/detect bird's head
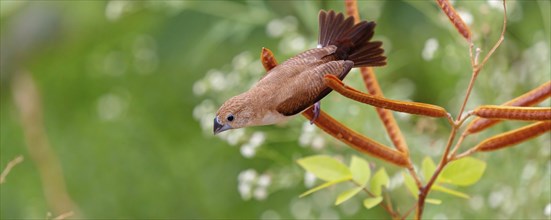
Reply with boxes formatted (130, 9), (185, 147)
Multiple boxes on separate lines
(214, 94), (255, 134)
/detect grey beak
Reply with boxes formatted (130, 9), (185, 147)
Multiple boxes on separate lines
(213, 117), (232, 135)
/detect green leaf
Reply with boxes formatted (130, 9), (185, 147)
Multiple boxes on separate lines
(441, 157), (486, 186)
(297, 155), (352, 182)
(402, 172), (419, 198)
(335, 187), (363, 205)
(369, 168), (389, 196)
(420, 157), (454, 185)
(299, 177), (349, 198)
(363, 196), (383, 209)
(350, 156), (370, 186)
(432, 184), (470, 199)
(421, 156), (436, 182)
(426, 198), (442, 205)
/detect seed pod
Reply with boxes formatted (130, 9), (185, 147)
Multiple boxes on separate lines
(436, 0), (471, 40)
(358, 67), (410, 154)
(302, 107), (409, 167)
(260, 47), (278, 71)
(467, 81), (551, 134)
(475, 121), (551, 152)
(472, 106), (551, 121)
(344, 0), (360, 23)
(325, 75), (449, 118)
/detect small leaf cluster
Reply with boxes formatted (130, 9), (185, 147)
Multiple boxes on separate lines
(405, 156), (486, 205)
(297, 155), (390, 209)
(297, 154), (487, 211)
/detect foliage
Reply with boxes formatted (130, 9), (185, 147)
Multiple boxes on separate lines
(297, 155), (387, 209)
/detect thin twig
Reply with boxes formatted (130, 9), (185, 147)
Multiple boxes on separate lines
(416, 125), (458, 219)
(457, 71), (478, 121)
(12, 71), (80, 217)
(383, 189), (396, 215)
(469, 42), (475, 68)
(476, 1), (507, 70)
(403, 202), (418, 219)
(448, 131), (469, 160)
(453, 148), (477, 161)
(407, 165), (423, 189)
(0, 155), (24, 184)
(53, 211), (74, 220)
(458, 0), (507, 121)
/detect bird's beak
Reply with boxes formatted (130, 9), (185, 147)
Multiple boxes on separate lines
(213, 116), (232, 135)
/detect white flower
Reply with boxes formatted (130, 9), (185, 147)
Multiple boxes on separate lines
(238, 182), (252, 200)
(249, 132), (266, 148)
(240, 144), (256, 158)
(311, 136), (325, 150)
(487, 0), (503, 10)
(226, 129), (244, 146)
(266, 19), (286, 38)
(257, 174), (272, 187)
(97, 93), (126, 121)
(457, 10), (473, 25)
(304, 172), (316, 188)
(192, 80), (207, 96)
(253, 187), (268, 200)
(238, 169), (257, 183)
(422, 38), (439, 61)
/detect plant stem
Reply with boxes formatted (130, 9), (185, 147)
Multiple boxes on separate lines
(457, 71), (479, 121)
(403, 202), (418, 219)
(415, 125), (458, 219)
(407, 161), (423, 189)
(416, 1), (508, 217)
(448, 131), (468, 160)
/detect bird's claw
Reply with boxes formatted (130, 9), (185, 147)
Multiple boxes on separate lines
(310, 102), (321, 125)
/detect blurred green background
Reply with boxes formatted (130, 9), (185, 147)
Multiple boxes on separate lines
(1, 0), (549, 219)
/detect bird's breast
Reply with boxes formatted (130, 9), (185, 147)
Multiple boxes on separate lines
(259, 110), (289, 125)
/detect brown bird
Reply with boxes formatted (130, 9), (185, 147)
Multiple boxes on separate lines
(214, 10), (386, 134)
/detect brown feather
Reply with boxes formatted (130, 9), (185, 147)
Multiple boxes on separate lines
(275, 60), (353, 116)
(318, 10), (386, 67)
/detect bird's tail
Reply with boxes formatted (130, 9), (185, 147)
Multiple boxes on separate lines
(318, 10), (386, 67)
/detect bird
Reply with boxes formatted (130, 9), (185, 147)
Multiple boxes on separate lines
(214, 10), (386, 134)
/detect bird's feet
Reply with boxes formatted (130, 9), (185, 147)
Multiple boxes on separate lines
(310, 102), (321, 124)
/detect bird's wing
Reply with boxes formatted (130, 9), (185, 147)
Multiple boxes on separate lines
(276, 60), (353, 116)
(259, 46), (337, 82)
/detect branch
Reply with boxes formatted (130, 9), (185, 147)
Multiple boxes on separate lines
(417, 1), (508, 219)
(0, 155), (24, 184)
(12, 71), (80, 217)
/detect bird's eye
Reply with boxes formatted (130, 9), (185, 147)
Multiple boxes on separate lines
(227, 114), (234, 122)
